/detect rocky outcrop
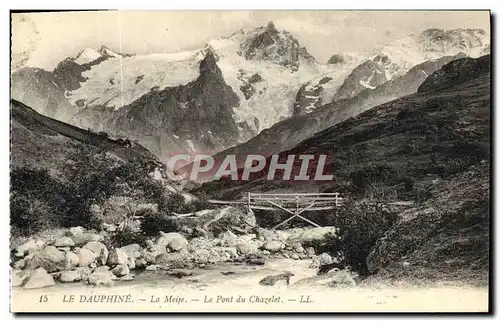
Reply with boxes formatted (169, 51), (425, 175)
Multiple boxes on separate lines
(334, 54), (401, 101)
(107, 248), (128, 266)
(24, 246), (66, 273)
(241, 21), (315, 71)
(81, 52), (249, 160)
(59, 270), (82, 283)
(23, 268), (55, 289)
(10, 68), (74, 120)
(197, 53), (471, 188)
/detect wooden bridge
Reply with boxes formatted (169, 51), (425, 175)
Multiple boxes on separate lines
(209, 192), (344, 229)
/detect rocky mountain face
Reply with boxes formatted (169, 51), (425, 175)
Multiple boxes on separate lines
(191, 53), (469, 182)
(11, 68), (73, 120)
(11, 22), (356, 162)
(333, 54), (401, 101)
(329, 28), (489, 104)
(11, 46), (127, 120)
(72, 52), (249, 161)
(194, 56), (490, 198)
(11, 25), (489, 166)
(241, 21), (317, 71)
(292, 28), (489, 116)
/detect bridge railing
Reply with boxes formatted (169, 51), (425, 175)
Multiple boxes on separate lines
(248, 192), (344, 211)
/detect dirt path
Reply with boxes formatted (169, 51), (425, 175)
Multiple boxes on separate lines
(11, 259), (489, 312)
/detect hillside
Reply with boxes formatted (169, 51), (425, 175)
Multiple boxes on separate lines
(10, 99), (182, 237)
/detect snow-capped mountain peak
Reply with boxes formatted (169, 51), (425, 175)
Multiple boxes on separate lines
(97, 45), (120, 58)
(74, 48), (103, 65)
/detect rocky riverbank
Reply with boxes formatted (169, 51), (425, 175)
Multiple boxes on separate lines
(11, 223), (349, 290)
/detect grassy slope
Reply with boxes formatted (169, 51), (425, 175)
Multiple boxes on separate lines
(10, 100), (177, 236)
(365, 161), (490, 285)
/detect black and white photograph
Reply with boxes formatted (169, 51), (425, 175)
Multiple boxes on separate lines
(8, 10), (491, 313)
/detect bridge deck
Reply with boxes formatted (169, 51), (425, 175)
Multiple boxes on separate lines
(209, 192), (344, 229)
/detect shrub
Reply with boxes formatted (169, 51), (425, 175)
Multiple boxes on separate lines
(140, 211), (180, 237)
(10, 167), (64, 236)
(108, 228), (148, 248)
(324, 199), (398, 275)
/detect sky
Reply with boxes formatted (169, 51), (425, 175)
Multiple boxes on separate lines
(11, 10), (490, 70)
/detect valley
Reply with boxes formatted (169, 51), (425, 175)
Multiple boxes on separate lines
(10, 15), (491, 313)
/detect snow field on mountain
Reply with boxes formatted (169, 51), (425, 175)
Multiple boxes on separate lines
(69, 51), (202, 110)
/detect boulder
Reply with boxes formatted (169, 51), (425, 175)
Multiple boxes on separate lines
(87, 271), (115, 286)
(328, 270), (357, 288)
(83, 242), (108, 265)
(286, 227), (338, 245)
(219, 231), (239, 247)
(135, 203), (159, 214)
(264, 241), (282, 252)
(310, 253), (333, 268)
(11, 269), (27, 287)
(259, 271), (294, 286)
(157, 231), (189, 252)
(15, 239), (45, 257)
(111, 264), (130, 277)
(145, 265), (161, 271)
(291, 253), (300, 260)
(127, 257), (136, 270)
(246, 258), (265, 265)
(75, 267), (92, 280)
(155, 237), (169, 252)
(13, 259), (25, 270)
(59, 270), (81, 283)
(65, 251), (80, 270)
(93, 266), (111, 273)
(305, 247), (316, 257)
(135, 258), (147, 269)
(167, 269), (193, 278)
(24, 268), (55, 289)
(167, 235), (188, 252)
(54, 237), (75, 247)
(141, 250), (160, 264)
(73, 233), (101, 246)
(223, 247), (238, 259)
(69, 226), (85, 236)
(77, 248), (97, 267)
(255, 228), (276, 242)
(156, 251), (191, 268)
(107, 248), (128, 266)
(24, 246), (66, 273)
(276, 231), (291, 242)
(120, 244), (142, 259)
(236, 242), (258, 255)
